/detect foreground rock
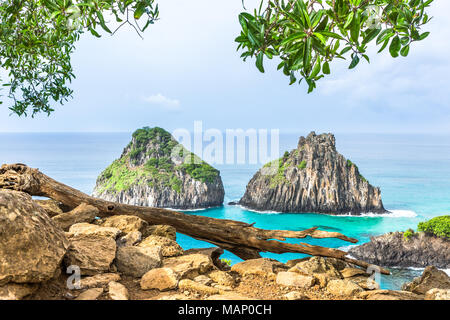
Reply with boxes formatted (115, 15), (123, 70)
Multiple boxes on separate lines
(231, 258), (287, 279)
(0, 283), (39, 300)
(115, 246), (162, 277)
(349, 232), (450, 268)
(92, 126), (225, 209)
(0, 190), (69, 285)
(141, 268), (179, 291)
(64, 233), (117, 275)
(52, 203), (98, 231)
(239, 132), (386, 214)
(402, 266), (450, 295)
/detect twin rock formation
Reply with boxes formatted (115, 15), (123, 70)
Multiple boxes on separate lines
(94, 128), (385, 215)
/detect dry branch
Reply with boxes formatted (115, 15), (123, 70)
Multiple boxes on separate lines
(0, 163), (390, 274)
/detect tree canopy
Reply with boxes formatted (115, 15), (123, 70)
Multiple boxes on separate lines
(236, 0), (434, 92)
(0, 0), (433, 116)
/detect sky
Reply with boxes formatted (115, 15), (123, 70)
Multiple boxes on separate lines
(0, 0), (449, 134)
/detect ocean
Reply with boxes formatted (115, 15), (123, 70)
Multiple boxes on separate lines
(1, 132), (450, 290)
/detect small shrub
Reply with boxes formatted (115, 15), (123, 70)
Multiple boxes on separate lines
(403, 229), (415, 241)
(298, 160), (307, 170)
(221, 258), (232, 266)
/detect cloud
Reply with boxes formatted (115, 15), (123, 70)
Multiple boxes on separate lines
(142, 93), (181, 110)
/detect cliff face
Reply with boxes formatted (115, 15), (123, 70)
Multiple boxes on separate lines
(349, 232), (450, 269)
(93, 127), (224, 209)
(239, 132), (386, 215)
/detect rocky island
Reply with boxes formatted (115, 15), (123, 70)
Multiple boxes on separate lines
(349, 216), (450, 268)
(93, 127), (224, 209)
(239, 132), (386, 215)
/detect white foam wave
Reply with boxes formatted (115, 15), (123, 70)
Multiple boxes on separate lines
(334, 209), (417, 218)
(379, 266), (449, 275)
(339, 245), (358, 252)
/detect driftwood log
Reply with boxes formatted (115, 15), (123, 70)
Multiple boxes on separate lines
(0, 164), (390, 274)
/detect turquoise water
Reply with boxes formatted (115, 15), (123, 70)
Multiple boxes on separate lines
(1, 132), (449, 290)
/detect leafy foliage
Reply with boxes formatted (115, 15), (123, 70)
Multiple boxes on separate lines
(298, 160), (307, 169)
(0, 0), (159, 116)
(403, 228), (415, 240)
(236, 0), (433, 92)
(417, 215), (450, 238)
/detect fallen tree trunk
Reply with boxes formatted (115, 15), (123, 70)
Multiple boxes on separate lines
(0, 164), (390, 274)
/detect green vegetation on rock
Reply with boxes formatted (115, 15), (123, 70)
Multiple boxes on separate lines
(346, 159), (368, 183)
(417, 215), (450, 239)
(97, 127), (219, 194)
(298, 160), (307, 170)
(403, 229), (415, 241)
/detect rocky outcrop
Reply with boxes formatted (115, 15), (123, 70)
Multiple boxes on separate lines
(239, 132), (386, 214)
(0, 190), (69, 285)
(402, 266), (450, 294)
(348, 231), (450, 268)
(93, 127), (224, 209)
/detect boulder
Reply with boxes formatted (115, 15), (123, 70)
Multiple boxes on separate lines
(402, 266), (450, 294)
(108, 281), (129, 300)
(425, 288), (450, 300)
(289, 257), (342, 279)
(163, 253), (215, 279)
(64, 233), (117, 275)
(142, 224), (177, 240)
(183, 247), (225, 270)
(326, 279), (364, 297)
(68, 223), (121, 239)
(0, 283), (39, 300)
(340, 267), (368, 278)
(194, 275), (213, 286)
(348, 276), (380, 290)
(178, 279), (220, 296)
(116, 231), (142, 247)
(101, 215), (148, 234)
(33, 199), (64, 217)
(231, 258), (286, 279)
(276, 272), (315, 289)
(79, 273), (121, 289)
(115, 246), (162, 277)
(0, 190), (69, 285)
(140, 268), (179, 291)
(208, 270), (235, 287)
(52, 203), (97, 231)
(75, 287), (104, 300)
(138, 235), (183, 257)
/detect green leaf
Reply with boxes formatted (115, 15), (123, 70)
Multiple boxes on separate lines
(134, 3), (146, 20)
(322, 61), (330, 74)
(389, 35), (401, 58)
(256, 52), (265, 73)
(343, 11), (354, 29)
(400, 44), (410, 57)
(419, 32), (430, 40)
(349, 55), (360, 69)
(281, 32), (307, 46)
